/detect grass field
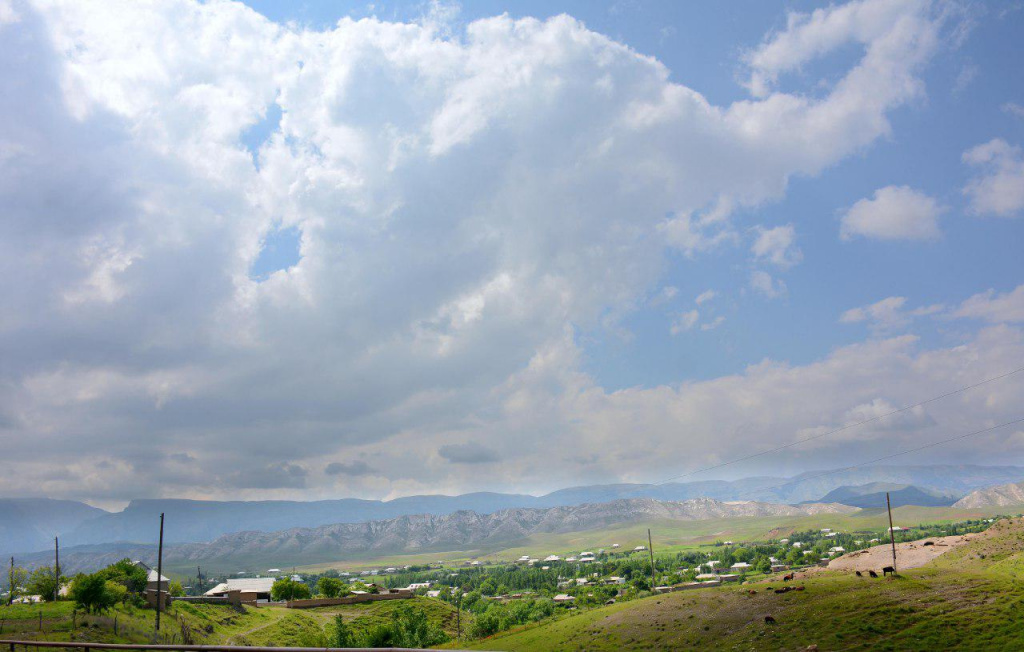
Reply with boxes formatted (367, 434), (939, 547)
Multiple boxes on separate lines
(294, 504), (1015, 573)
(0, 597), (462, 648)
(457, 516), (1024, 651)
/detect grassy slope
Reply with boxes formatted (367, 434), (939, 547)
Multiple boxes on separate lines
(0, 597), (462, 648)
(463, 517), (1024, 651)
(295, 505), (1015, 572)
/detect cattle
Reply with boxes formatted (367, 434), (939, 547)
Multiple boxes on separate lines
(774, 588), (789, 594)
(747, 589), (757, 595)
(855, 570), (862, 577)
(764, 615), (776, 624)
(868, 570), (879, 578)
(923, 541), (935, 546)
(783, 573), (795, 581)
(793, 586), (805, 591)
(883, 566), (896, 576)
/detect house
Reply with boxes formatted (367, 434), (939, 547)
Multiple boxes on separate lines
(792, 542), (804, 548)
(722, 541), (734, 545)
(405, 583), (431, 590)
(426, 590), (441, 598)
(604, 576), (626, 585)
(633, 545), (647, 552)
(204, 577), (276, 604)
(779, 539), (789, 544)
(829, 547), (845, 555)
(133, 561), (169, 593)
(578, 555), (596, 563)
(803, 550), (815, 556)
(565, 556), (578, 562)
(543, 555), (561, 562)
(611, 543), (620, 548)
(730, 562), (752, 571)
(770, 564), (789, 572)
(695, 573), (717, 581)
(717, 574), (740, 583)
(821, 528), (832, 533)
(553, 594), (575, 603)
(517, 555), (531, 563)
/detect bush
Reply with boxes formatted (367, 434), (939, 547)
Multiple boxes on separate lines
(316, 577), (345, 598)
(70, 574), (120, 613)
(27, 566), (62, 601)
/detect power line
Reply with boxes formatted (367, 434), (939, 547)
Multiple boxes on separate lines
(748, 417), (1024, 496)
(650, 365), (1024, 487)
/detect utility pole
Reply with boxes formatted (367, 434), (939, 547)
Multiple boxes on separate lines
(455, 589), (461, 641)
(156, 513), (165, 632)
(648, 529), (657, 590)
(8, 556), (13, 606)
(54, 537), (60, 602)
(197, 566), (202, 596)
(886, 492), (898, 574)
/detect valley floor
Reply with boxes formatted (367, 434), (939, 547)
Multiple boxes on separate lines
(459, 517), (1024, 651)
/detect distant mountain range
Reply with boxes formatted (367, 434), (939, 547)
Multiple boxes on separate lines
(4, 464), (1022, 557)
(811, 483), (959, 509)
(954, 480), (1024, 508)
(12, 498), (857, 575)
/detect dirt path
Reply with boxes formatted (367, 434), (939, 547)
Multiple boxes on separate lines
(826, 533), (980, 573)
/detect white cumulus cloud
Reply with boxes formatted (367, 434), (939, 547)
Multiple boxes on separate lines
(840, 185), (944, 241)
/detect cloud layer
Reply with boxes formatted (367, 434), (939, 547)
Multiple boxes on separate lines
(2, 0), (1016, 504)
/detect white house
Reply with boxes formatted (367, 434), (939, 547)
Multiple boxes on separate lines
(730, 562), (752, 571)
(543, 555), (561, 562)
(553, 594), (575, 603)
(611, 543), (620, 549)
(828, 547), (845, 555)
(633, 545), (647, 552)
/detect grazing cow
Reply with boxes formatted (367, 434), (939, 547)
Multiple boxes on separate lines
(855, 571), (863, 577)
(783, 573), (795, 582)
(883, 566), (896, 576)
(868, 570), (879, 578)
(923, 541), (935, 546)
(794, 586), (805, 591)
(764, 615), (776, 624)
(774, 588), (788, 594)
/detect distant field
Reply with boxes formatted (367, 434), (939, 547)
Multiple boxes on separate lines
(456, 516), (1024, 651)
(294, 504), (1016, 572)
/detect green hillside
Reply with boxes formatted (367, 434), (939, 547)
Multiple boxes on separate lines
(0, 597), (462, 648)
(461, 517), (1024, 651)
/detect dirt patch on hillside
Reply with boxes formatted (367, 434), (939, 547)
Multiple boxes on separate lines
(826, 533), (980, 573)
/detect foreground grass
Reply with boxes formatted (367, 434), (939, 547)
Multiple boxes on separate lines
(0, 597), (462, 648)
(462, 517), (1024, 651)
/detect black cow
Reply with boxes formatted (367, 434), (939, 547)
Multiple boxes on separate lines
(855, 571), (863, 577)
(764, 615), (776, 624)
(868, 570), (879, 578)
(882, 566), (896, 576)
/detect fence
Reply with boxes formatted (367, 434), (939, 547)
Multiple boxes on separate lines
(285, 593), (412, 609)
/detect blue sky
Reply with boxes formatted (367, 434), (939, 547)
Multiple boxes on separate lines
(240, 0), (1024, 387)
(2, 0), (1023, 504)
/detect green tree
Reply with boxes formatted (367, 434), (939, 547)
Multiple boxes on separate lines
(331, 615), (353, 647)
(5, 565), (29, 603)
(271, 577), (311, 601)
(169, 580), (185, 597)
(100, 559), (148, 594)
(316, 576), (345, 598)
(70, 573), (119, 613)
(27, 566), (62, 601)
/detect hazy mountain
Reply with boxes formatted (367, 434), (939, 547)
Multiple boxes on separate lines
(953, 480), (1024, 508)
(15, 498), (855, 574)
(0, 498), (107, 556)
(7, 464), (1022, 556)
(812, 483), (959, 508)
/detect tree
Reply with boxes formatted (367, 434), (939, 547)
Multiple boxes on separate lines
(332, 615), (353, 647)
(27, 566), (63, 601)
(100, 559), (148, 594)
(271, 577), (311, 601)
(169, 581), (185, 597)
(70, 573), (119, 613)
(6, 565), (29, 603)
(317, 576), (345, 598)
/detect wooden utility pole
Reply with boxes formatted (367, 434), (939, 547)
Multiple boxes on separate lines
(156, 513), (165, 632)
(648, 529), (657, 590)
(54, 537), (60, 602)
(8, 556), (13, 606)
(455, 589), (461, 641)
(197, 566), (202, 595)
(886, 492), (898, 573)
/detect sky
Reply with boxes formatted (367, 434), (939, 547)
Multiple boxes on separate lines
(1, 0), (1023, 508)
